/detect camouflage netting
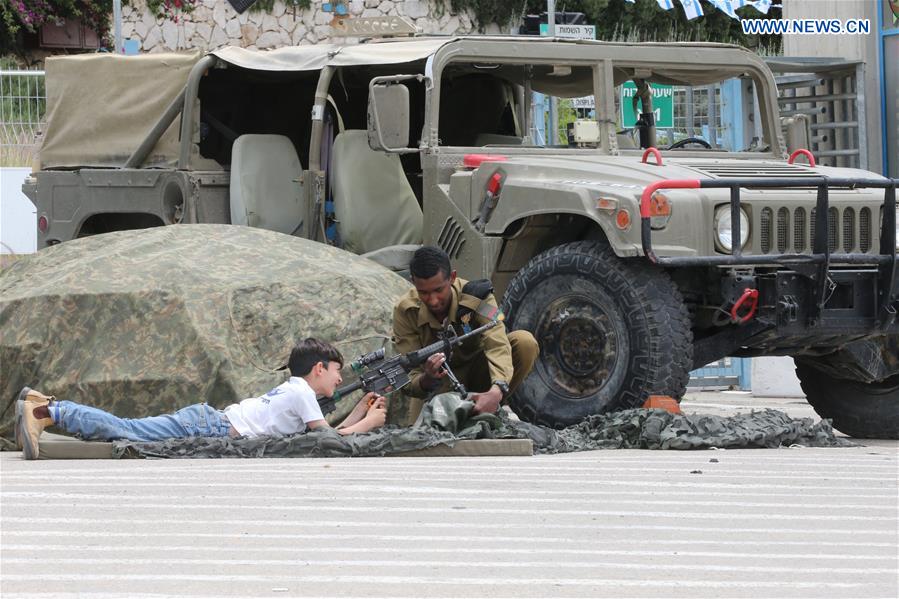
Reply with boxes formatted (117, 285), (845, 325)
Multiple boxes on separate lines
(111, 393), (855, 458)
(0, 225), (413, 449)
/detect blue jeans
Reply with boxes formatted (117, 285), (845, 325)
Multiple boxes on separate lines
(55, 401), (232, 442)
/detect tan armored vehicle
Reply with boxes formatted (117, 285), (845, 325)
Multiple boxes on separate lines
(24, 32), (898, 438)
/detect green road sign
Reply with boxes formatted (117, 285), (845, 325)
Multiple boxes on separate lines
(621, 82), (674, 128)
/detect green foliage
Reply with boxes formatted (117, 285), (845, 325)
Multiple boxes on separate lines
(438, 0), (529, 30)
(145, 0), (197, 22)
(535, 0), (781, 51)
(248, 0), (310, 13)
(1, 0), (114, 55)
(557, 98), (577, 144)
(1, 0), (112, 35)
(445, 0), (781, 50)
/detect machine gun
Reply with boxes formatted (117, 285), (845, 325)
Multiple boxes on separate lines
(317, 318), (501, 414)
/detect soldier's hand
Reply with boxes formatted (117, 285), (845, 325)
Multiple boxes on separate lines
(423, 353), (448, 380)
(470, 387), (503, 415)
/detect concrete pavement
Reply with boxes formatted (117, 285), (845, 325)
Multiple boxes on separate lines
(1, 394), (896, 598)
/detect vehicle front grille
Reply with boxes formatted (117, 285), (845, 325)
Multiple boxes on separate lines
(843, 208), (855, 253)
(777, 207), (789, 252)
(860, 207), (871, 252)
(758, 204), (877, 254)
(760, 208), (772, 253)
(676, 161), (819, 179)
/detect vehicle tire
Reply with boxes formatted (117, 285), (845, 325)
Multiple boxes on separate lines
(795, 360), (899, 439)
(501, 240), (693, 427)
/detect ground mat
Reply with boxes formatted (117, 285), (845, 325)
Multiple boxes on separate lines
(102, 394), (854, 459)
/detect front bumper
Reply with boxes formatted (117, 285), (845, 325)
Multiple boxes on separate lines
(641, 176), (899, 326)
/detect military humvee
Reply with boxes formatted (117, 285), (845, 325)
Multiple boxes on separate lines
(24, 31), (898, 438)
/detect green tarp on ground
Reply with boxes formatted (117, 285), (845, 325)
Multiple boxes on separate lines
(106, 394), (853, 459)
(0, 225), (412, 448)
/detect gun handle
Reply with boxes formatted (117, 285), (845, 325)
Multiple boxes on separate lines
(441, 362), (467, 399)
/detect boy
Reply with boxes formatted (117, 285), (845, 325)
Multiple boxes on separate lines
(16, 337), (386, 459)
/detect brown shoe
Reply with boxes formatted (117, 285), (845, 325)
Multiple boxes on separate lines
(13, 387), (30, 450)
(22, 387), (55, 405)
(17, 387), (54, 460)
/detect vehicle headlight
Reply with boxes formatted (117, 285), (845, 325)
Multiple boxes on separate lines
(714, 205), (750, 252)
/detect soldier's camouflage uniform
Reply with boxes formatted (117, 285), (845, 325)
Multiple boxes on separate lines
(392, 276), (538, 420)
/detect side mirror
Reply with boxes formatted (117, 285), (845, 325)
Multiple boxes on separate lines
(782, 115), (811, 153)
(367, 82), (409, 152)
(367, 75), (425, 153)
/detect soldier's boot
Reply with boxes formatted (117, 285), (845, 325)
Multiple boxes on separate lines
(13, 388), (28, 450)
(16, 387), (55, 460)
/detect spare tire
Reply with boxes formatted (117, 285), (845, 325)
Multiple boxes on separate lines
(502, 240), (693, 428)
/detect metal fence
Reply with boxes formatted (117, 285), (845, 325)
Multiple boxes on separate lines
(766, 58), (866, 170)
(0, 69), (46, 167)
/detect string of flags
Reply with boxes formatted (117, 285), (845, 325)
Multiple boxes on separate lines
(623, 0), (779, 21)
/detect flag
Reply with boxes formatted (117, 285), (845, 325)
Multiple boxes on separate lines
(708, 0), (739, 19)
(655, 0), (675, 10)
(624, 0), (636, 3)
(678, 0), (704, 20)
(751, 0), (773, 14)
(734, 0), (773, 14)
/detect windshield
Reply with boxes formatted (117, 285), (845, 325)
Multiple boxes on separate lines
(436, 58), (774, 153)
(612, 75), (768, 152)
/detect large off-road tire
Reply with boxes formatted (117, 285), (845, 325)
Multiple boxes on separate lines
(795, 360), (899, 439)
(502, 240), (693, 428)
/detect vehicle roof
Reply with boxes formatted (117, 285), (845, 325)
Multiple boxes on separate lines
(210, 36), (756, 73)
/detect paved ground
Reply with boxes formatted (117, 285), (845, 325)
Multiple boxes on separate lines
(1, 393), (896, 598)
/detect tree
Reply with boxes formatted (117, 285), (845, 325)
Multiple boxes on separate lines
(1, 0), (115, 57)
(450, 0), (782, 51)
(560, 0), (782, 50)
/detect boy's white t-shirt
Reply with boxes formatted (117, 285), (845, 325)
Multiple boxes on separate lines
(223, 377), (324, 438)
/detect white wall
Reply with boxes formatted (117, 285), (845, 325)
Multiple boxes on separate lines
(751, 356), (805, 398)
(0, 168), (37, 254)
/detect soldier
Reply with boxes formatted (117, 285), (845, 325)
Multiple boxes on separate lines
(393, 246), (539, 417)
(15, 338), (387, 460)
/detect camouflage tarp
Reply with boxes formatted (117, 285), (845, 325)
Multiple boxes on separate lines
(0, 225), (412, 449)
(110, 393), (854, 458)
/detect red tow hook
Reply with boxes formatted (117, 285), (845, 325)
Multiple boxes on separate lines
(730, 288), (759, 324)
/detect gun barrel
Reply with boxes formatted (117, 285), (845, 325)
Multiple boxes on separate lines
(406, 318), (500, 367)
(327, 318), (501, 403)
(331, 379), (364, 401)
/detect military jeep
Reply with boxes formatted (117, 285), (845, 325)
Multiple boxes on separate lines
(24, 33), (898, 438)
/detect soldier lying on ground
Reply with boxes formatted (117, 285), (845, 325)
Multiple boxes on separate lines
(15, 338), (387, 460)
(393, 246), (539, 417)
